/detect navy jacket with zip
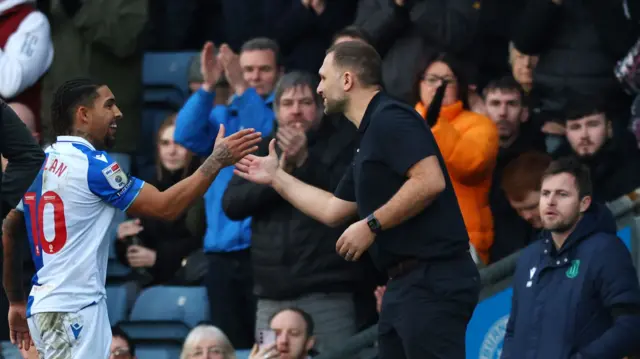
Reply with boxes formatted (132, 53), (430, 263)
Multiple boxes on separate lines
(501, 203), (640, 359)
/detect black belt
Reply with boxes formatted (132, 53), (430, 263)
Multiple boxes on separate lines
(387, 258), (420, 279)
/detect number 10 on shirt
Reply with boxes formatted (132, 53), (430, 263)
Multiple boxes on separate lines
(23, 191), (68, 256)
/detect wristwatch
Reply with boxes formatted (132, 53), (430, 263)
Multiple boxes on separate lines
(366, 214), (382, 234)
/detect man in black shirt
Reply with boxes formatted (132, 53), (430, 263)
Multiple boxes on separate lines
(0, 101), (45, 354)
(234, 41), (480, 358)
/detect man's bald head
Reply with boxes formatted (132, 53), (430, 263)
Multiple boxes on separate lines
(8, 102), (37, 134)
(2, 103), (40, 172)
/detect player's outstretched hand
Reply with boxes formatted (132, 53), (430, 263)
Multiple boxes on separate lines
(211, 124), (262, 168)
(234, 138), (280, 185)
(8, 302), (32, 351)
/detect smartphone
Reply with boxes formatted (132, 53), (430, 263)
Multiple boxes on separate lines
(257, 329), (276, 351)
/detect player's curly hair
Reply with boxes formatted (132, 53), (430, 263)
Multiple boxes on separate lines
(51, 78), (104, 136)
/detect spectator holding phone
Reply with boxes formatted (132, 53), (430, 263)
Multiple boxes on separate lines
(115, 114), (205, 288)
(250, 308), (317, 359)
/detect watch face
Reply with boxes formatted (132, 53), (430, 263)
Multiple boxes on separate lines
(368, 216), (380, 231)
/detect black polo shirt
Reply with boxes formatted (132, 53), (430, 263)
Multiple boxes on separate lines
(334, 92), (470, 270)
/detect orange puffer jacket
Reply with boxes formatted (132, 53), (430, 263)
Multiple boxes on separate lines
(415, 100), (499, 264)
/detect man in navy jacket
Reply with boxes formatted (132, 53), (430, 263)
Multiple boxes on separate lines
(502, 156), (640, 359)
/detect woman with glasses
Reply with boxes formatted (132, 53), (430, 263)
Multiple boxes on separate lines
(412, 52), (499, 266)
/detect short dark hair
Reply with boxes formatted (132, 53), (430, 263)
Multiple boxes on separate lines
(502, 151), (552, 201)
(543, 156), (593, 198)
(483, 76), (525, 103)
(331, 25), (371, 45)
(51, 78), (104, 137)
(241, 37), (283, 68)
(325, 41), (382, 88)
(111, 325), (136, 356)
(273, 71), (321, 110)
(564, 94), (610, 122)
(269, 307), (315, 338)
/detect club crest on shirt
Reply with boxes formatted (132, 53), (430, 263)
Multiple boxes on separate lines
(101, 162), (128, 190)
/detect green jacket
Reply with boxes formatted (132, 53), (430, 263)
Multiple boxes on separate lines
(41, 0), (147, 153)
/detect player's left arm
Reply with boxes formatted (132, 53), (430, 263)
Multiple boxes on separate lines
(2, 208), (26, 303)
(371, 106), (446, 230)
(90, 128), (260, 220)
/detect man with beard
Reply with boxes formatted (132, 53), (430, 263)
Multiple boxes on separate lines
(2, 78), (261, 358)
(249, 308), (317, 359)
(483, 76), (545, 262)
(559, 99), (640, 203)
(234, 41), (480, 359)
(502, 157), (640, 358)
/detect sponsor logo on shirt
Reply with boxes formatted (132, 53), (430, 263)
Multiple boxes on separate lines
(101, 162), (128, 190)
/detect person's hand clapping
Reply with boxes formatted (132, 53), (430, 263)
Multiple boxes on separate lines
(277, 123), (308, 170)
(249, 343), (280, 359)
(126, 245), (157, 268)
(234, 139), (280, 185)
(210, 125), (262, 168)
(218, 44), (247, 95)
(200, 41), (223, 92)
(117, 219), (143, 240)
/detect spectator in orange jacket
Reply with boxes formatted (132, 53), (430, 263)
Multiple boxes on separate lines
(413, 53), (499, 264)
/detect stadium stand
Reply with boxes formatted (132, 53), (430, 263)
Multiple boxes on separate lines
(137, 52), (198, 180)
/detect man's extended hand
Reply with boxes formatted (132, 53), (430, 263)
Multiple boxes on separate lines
(277, 124), (308, 169)
(8, 302), (31, 350)
(210, 125), (262, 168)
(336, 219), (375, 261)
(234, 139), (280, 185)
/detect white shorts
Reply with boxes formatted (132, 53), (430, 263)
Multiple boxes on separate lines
(27, 300), (111, 359)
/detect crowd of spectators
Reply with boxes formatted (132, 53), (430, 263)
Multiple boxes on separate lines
(1, 0), (640, 358)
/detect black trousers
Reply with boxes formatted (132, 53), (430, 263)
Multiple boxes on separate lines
(378, 254), (480, 359)
(204, 250), (256, 349)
